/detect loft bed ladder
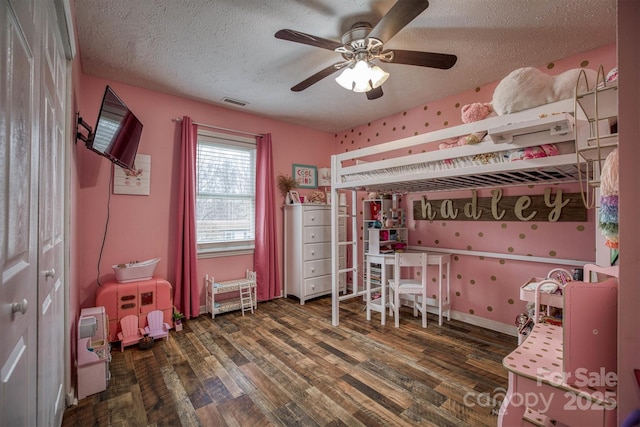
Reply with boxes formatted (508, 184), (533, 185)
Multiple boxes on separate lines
(330, 165), (361, 326)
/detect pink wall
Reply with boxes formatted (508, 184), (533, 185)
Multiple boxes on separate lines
(616, 2), (640, 420)
(74, 75), (334, 311)
(334, 44), (617, 327)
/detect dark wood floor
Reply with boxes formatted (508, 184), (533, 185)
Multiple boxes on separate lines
(62, 296), (517, 427)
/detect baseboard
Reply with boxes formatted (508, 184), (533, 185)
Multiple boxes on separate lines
(200, 301), (517, 337)
(426, 306), (517, 337)
(398, 295), (517, 337)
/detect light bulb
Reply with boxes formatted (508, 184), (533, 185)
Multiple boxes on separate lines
(335, 67), (355, 90)
(351, 60), (372, 92)
(369, 65), (389, 88)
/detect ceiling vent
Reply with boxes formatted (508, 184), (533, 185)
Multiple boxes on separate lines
(221, 97), (249, 107)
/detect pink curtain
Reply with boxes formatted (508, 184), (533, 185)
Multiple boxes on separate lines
(254, 133), (281, 300)
(175, 116), (199, 319)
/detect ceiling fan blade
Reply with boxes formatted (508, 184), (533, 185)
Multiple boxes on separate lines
(383, 49), (457, 69)
(275, 29), (342, 51)
(291, 63), (342, 92)
(368, 0), (430, 43)
(366, 86), (384, 100)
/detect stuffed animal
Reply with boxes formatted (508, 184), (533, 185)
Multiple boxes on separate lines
(492, 67), (598, 115)
(439, 102), (496, 150)
(508, 144), (558, 161)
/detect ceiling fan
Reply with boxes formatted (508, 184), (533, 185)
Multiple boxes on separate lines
(275, 0), (457, 100)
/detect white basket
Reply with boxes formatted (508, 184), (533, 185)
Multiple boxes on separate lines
(113, 258), (160, 283)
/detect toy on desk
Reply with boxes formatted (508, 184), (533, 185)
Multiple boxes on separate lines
(515, 313), (534, 337)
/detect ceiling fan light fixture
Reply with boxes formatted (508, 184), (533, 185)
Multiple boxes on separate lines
(352, 60), (373, 92)
(335, 66), (356, 90)
(335, 60), (388, 93)
(369, 65), (389, 88)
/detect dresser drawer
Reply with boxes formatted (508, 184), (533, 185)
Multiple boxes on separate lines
(304, 257), (345, 278)
(303, 208), (331, 226)
(304, 242), (331, 261)
(304, 275), (332, 297)
(304, 259), (331, 278)
(303, 225), (330, 243)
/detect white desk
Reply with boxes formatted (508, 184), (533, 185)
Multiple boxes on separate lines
(365, 252), (451, 326)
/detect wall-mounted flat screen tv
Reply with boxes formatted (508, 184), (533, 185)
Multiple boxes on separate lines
(86, 85), (143, 171)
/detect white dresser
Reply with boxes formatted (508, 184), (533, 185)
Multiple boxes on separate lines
(284, 204), (346, 304)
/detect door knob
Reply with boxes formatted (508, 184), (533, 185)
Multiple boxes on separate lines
(12, 299), (28, 315)
(43, 269), (55, 278)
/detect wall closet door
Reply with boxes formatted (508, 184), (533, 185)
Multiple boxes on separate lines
(0, 0), (40, 425)
(0, 0), (68, 425)
(37, 2), (66, 425)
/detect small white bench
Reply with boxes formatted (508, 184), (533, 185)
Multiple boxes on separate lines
(205, 270), (257, 318)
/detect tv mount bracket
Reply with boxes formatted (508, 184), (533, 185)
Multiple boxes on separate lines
(75, 112), (94, 144)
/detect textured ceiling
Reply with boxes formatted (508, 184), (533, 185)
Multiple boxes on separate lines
(74, 0), (616, 133)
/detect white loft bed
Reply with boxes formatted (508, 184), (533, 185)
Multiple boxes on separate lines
(329, 98), (592, 326)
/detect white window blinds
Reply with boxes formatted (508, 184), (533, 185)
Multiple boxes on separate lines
(196, 132), (256, 254)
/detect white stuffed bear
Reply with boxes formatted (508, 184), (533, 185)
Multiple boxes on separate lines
(492, 67), (598, 115)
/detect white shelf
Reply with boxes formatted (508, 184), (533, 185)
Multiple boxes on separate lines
(577, 140), (618, 162)
(574, 70), (618, 209)
(575, 81), (618, 120)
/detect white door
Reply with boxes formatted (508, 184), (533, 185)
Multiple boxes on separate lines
(1, 0), (68, 425)
(37, 2), (67, 425)
(0, 0), (40, 425)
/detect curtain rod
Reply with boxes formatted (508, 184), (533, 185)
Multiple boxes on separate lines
(173, 117), (263, 138)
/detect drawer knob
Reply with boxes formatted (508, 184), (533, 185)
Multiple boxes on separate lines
(311, 268), (315, 273)
(311, 234), (315, 238)
(311, 251), (315, 255)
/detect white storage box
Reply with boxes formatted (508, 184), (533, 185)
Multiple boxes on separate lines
(113, 258), (160, 283)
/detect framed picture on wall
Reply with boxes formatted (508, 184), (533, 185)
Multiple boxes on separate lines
(292, 164), (317, 189)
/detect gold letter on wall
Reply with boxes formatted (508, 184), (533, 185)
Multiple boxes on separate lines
(464, 190), (483, 220)
(491, 189), (506, 220)
(545, 188), (570, 222)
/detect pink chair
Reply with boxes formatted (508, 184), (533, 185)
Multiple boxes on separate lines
(144, 310), (171, 341)
(117, 314), (143, 352)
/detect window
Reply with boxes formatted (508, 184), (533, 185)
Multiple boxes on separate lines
(196, 130), (256, 256)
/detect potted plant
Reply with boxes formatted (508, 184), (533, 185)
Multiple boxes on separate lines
(172, 309), (185, 332)
(276, 174), (297, 204)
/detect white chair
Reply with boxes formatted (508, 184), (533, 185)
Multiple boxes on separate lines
(388, 252), (429, 328)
